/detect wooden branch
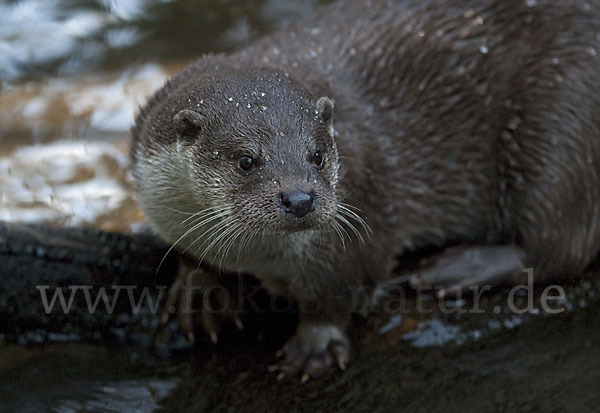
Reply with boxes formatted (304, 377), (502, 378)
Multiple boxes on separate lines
(0, 221), (177, 343)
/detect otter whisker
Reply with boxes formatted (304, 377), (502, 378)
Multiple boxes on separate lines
(237, 225), (263, 262)
(198, 217), (242, 267)
(224, 222), (253, 268)
(336, 213), (365, 244)
(330, 219), (347, 251)
(212, 222), (245, 270)
(338, 202), (363, 213)
(181, 208), (234, 237)
(338, 203), (372, 236)
(316, 224), (326, 250)
(181, 205), (234, 227)
(183, 216), (234, 269)
(165, 206), (198, 216)
(235, 225), (254, 262)
(216, 221), (246, 269)
(333, 215), (351, 244)
(155, 206), (235, 273)
(178, 207), (236, 256)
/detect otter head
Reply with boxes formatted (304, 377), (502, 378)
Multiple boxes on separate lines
(170, 69), (340, 257)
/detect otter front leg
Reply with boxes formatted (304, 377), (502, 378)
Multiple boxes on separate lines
(411, 244), (527, 296)
(162, 255), (244, 343)
(268, 271), (359, 381)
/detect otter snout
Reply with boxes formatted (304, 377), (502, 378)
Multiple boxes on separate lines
(279, 190), (315, 218)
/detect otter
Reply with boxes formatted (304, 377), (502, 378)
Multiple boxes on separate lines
(131, 0), (600, 379)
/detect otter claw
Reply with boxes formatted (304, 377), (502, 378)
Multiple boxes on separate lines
(234, 316), (244, 331)
(160, 311), (170, 326)
(331, 343), (348, 370)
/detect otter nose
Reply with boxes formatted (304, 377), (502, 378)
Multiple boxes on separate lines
(280, 190), (315, 218)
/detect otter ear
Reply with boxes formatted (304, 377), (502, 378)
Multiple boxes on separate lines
(316, 96), (334, 124)
(173, 109), (205, 140)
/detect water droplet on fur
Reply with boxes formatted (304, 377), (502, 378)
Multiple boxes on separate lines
(261, 92), (266, 97)
(479, 45), (489, 54)
(227, 97), (233, 102)
(526, 0), (537, 7)
(509, 115), (522, 130)
(246, 103), (251, 108)
(418, 30), (425, 37)
(273, 48), (280, 55)
(261, 106), (267, 111)
(379, 97), (391, 107)
(552, 57), (560, 64)
(463, 9), (475, 18)
(589, 47), (597, 56)
(475, 16), (484, 25)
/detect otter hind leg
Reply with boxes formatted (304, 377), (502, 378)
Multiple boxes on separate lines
(411, 244), (528, 294)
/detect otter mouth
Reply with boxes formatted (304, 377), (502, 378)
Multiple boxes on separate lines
(278, 217), (324, 234)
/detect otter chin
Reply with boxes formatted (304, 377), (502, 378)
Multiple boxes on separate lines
(132, 0), (600, 379)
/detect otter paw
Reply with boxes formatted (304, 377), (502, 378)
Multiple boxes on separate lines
(269, 322), (349, 382)
(161, 266), (244, 344)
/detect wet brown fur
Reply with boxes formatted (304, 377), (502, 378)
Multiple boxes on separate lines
(132, 0), (600, 367)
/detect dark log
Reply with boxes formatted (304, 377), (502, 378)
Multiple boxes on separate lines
(1, 220), (600, 411)
(0, 221), (178, 346)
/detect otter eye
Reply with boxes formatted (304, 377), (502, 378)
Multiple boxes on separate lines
(238, 156), (256, 173)
(310, 150), (325, 169)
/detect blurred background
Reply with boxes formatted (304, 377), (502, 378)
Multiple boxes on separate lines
(2, 2), (600, 412)
(0, 0), (329, 232)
